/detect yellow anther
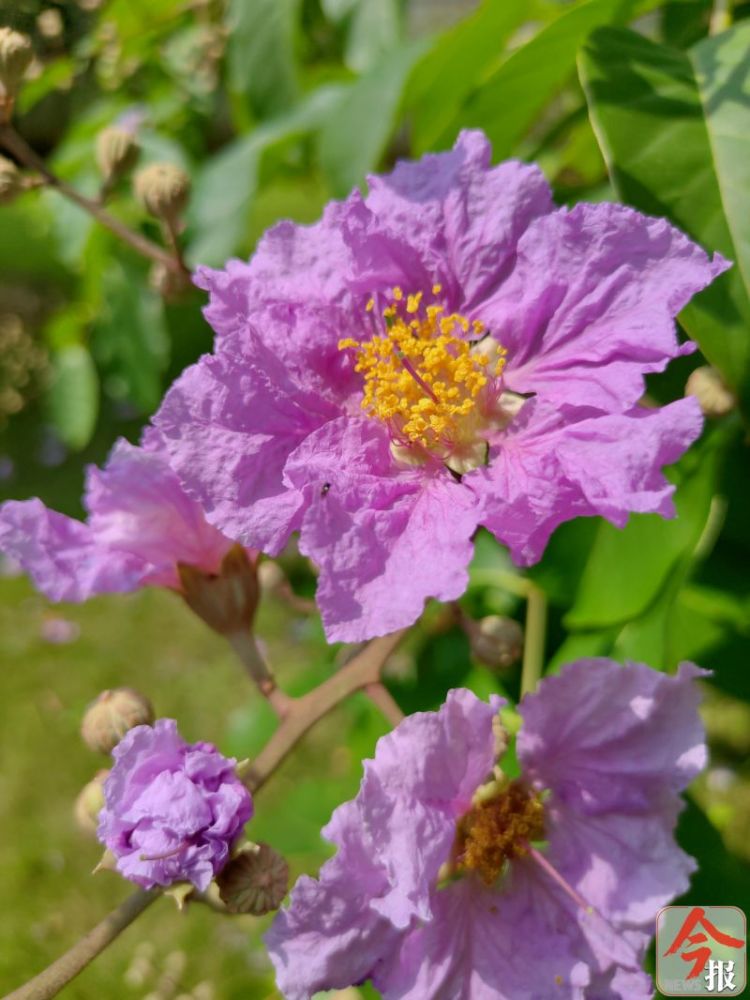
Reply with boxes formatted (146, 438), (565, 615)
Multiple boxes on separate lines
(392, 287), (403, 301)
(406, 292), (422, 314)
(432, 283), (442, 295)
(366, 298), (375, 312)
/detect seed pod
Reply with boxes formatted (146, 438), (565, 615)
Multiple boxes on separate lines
(685, 366), (735, 419)
(134, 162), (190, 225)
(96, 126), (140, 185)
(0, 28), (33, 104)
(468, 615), (523, 671)
(178, 544), (260, 636)
(74, 769), (109, 835)
(0, 155), (23, 205)
(217, 842), (289, 915)
(81, 687), (155, 754)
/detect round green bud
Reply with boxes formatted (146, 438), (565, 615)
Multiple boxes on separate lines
(81, 687), (155, 754)
(134, 162), (190, 224)
(96, 126), (140, 184)
(0, 28), (33, 101)
(0, 155), (23, 204)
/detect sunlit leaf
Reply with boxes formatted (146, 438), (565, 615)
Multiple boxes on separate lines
(45, 344), (99, 451)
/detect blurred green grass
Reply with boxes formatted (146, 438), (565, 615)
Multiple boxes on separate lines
(0, 572), (392, 998)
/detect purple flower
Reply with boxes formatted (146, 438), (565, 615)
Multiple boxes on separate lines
(0, 430), (248, 602)
(265, 659), (707, 999)
(154, 130), (726, 642)
(98, 718), (253, 890)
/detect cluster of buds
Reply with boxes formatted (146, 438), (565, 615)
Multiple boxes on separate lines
(0, 27), (33, 123)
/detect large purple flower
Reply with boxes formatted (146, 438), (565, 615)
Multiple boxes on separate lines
(154, 131), (726, 642)
(0, 429), (247, 602)
(265, 659), (707, 999)
(98, 718), (253, 890)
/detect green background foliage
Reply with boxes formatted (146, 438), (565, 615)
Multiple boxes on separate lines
(0, 0), (748, 997)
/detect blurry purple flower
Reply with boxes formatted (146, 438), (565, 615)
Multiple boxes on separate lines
(98, 718), (252, 890)
(39, 615), (80, 644)
(266, 659), (707, 999)
(154, 130), (727, 642)
(0, 429), (251, 602)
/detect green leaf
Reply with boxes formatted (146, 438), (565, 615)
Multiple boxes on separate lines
(579, 25), (750, 412)
(318, 41), (428, 197)
(439, 0), (650, 158)
(91, 255), (169, 413)
(565, 432), (724, 630)
(405, 0), (528, 152)
(45, 344), (99, 451)
(345, 0), (401, 73)
(225, 0), (299, 119)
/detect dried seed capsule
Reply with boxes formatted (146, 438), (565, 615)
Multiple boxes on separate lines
(217, 842), (289, 915)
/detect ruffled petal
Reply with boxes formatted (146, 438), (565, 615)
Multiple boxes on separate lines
(153, 340), (338, 554)
(284, 416), (482, 641)
(472, 396), (703, 566)
(482, 202), (729, 410)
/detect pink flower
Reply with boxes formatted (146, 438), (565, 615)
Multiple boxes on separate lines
(154, 130), (726, 642)
(266, 659), (707, 999)
(0, 430), (248, 602)
(99, 718), (252, 890)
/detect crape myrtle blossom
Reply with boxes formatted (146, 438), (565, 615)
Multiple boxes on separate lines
(266, 659), (707, 999)
(98, 718), (252, 890)
(154, 129), (728, 643)
(0, 428), (251, 602)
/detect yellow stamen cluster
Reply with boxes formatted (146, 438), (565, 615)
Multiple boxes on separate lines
(454, 781), (544, 886)
(340, 287), (506, 457)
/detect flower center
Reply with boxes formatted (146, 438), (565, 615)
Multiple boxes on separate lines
(339, 286), (507, 473)
(453, 780), (545, 886)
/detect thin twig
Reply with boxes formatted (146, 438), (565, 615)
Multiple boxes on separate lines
(240, 630), (406, 792)
(2, 889), (158, 1000)
(226, 630), (293, 719)
(520, 585), (547, 698)
(0, 124), (185, 274)
(364, 681), (405, 726)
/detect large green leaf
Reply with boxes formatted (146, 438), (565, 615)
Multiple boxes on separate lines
(579, 25), (750, 412)
(45, 344), (99, 451)
(225, 0), (299, 119)
(437, 0), (651, 157)
(405, 0), (528, 153)
(318, 40), (428, 197)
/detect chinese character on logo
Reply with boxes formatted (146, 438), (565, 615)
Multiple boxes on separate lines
(664, 906), (744, 979)
(705, 960), (736, 993)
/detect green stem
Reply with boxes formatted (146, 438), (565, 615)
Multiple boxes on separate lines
(710, 0), (732, 34)
(520, 585), (547, 698)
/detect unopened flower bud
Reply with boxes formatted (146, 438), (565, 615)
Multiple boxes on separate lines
(96, 126), (140, 185)
(134, 162), (190, 225)
(0, 155), (23, 204)
(81, 687), (155, 754)
(216, 842), (289, 915)
(0, 28), (33, 108)
(74, 769), (109, 835)
(468, 615), (523, 670)
(178, 544), (259, 635)
(685, 365), (735, 419)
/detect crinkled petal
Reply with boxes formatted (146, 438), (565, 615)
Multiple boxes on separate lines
(362, 130), (553, 309)
(0, 498), (147, 602)
(375, 874), (590, 1000)
(284, 417), (482, 641)
(265, 866), (399, 1000)
(483, 202), (729, 410)
(154, 340), (338, 554)
(518, 660), (708, 812)
(472, 396), (703, 566)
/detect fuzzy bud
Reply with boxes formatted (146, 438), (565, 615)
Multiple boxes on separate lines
(178, 544), (259, 635)
(0, 155), (23, 204)
(134, 162), (190, 225)
(216, 843), (289, 915)
(96, 126), (140, 185)
(74, 769), (109, 835)
(468, 615), (523, 671)
(685, 366), (736, 419)
(81, 687), (155, 754)
(0, 28), (33, 110)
